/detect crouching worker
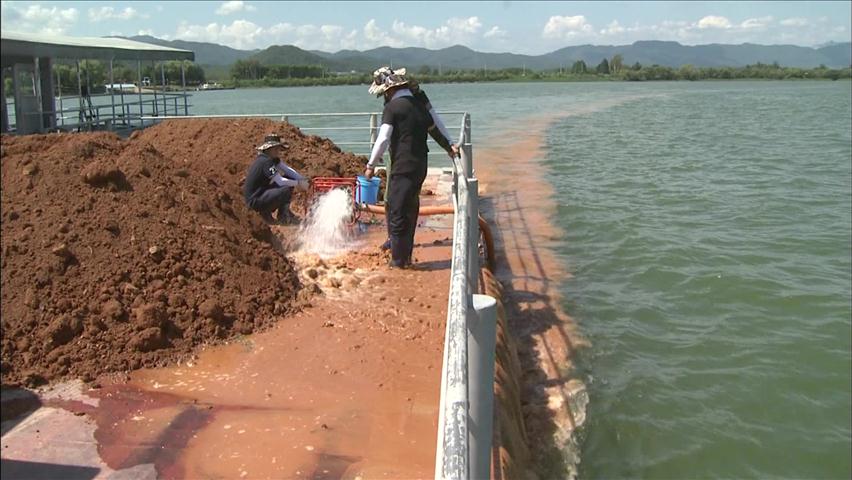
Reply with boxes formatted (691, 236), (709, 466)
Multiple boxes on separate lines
(243, 134), (309, 225)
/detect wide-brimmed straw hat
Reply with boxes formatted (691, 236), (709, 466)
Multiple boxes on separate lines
(256, 133), (288, 151)
(368, 66), (409, 96)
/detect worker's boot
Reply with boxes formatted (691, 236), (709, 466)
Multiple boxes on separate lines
(276, 206), (299, 225)
(388, 236), (410, 268)
(260, 211), (276, 224)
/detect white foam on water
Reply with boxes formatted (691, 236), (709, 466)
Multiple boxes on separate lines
(297, 188), (356, 258)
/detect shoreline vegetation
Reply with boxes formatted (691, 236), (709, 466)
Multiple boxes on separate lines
(222, 59), (852, 89)
(8, 59), (851, 96)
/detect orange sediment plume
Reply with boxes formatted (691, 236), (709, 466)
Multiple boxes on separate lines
(476, 115), (589, 476)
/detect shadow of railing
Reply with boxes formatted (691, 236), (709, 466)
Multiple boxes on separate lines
(479, 189), (581, 476)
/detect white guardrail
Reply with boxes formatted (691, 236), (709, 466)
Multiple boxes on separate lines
(139, 112), (498, 479)
(435, 113), (497, 480)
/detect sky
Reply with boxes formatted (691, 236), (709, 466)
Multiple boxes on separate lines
(1, 1), (850, 54)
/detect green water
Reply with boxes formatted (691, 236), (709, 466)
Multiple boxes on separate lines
(546, 82), (852, 479)
(191, 81), (852, 478)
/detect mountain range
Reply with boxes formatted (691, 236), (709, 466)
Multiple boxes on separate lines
(127, 35), (852, 71)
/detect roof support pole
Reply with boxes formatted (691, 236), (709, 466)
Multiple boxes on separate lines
(181, 61), (187, 116)
(76, 60), (84, 129)
(119, 75), (126, 126)
(151, 61), (158, 116)
(12, 64), (22, 132)
(56, 66), (63, 127)
(109, 58), (116, 131)
(84, 59), (93, 127)
(1, 67), (8, 132)
(33, 57), (44, 132)
(37, 57), (54, 131)
(137, 60), (143, 128)
(160, 61), (166, 115)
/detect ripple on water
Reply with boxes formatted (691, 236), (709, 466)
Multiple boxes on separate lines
(546, 82), (852, 479)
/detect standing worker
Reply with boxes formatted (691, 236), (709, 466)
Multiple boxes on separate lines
(371, 67), (459, 251)
(243, 133), (309, 225)
(365, 68), (456, 268)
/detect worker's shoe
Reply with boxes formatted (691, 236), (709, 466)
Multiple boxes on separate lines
(379, 238), (391, 251)
(260, 211), (276, 224)
(276, 209), (300, 225)
(388, 259), (408, 269)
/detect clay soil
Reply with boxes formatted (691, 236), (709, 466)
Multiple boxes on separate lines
(0, 119), (367, 387)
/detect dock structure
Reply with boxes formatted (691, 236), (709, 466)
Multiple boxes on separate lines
(1, 31), (195, 135)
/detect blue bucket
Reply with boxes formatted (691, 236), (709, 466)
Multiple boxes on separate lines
(356, 175), (381, 205)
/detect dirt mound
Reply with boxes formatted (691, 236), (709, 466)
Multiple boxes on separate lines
(0, 119), (367, 387)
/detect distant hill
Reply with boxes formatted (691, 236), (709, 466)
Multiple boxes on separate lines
(126, 35), (257, 65)
(543, 41), (851, 68)
(124, 36), (852, 71)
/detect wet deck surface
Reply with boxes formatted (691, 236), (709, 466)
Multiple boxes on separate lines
(2, 170), (456, 480)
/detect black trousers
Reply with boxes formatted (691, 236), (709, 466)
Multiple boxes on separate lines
(252, 186), (293, 219)
(386, 173), (424, 265)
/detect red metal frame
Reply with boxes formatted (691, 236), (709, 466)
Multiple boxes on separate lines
(309, 177), (360, 222)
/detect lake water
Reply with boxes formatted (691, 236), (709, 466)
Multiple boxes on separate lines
(190, 81), (852, 479)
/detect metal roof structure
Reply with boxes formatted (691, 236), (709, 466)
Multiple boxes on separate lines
(1, 31), (196, 134)
(1, 31), (194, 66)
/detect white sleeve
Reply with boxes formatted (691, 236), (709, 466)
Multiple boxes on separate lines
(275, 161), (303, 181)
(270, 174), (299, 187)
(368, 123), (393, 168)
(429, 107), (454, 144)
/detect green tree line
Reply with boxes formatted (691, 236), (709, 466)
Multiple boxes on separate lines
(230, 59), (326, 80)
(37, 60), (205, 94)
(6, 57), (850, 97)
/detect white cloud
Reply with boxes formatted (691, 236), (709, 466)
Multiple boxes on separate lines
(600, 20), (625, 36)
(363, 18), (397, 47)
(780, 17), (808, 27)
(88, 7), (145, 22)
(215, 1), (255, 16)
(483, 26), (507, 39)
(446, 16), (482, 34)
(697, 15), (732, 29)
(138, 29), (154, 36)
(542, 15), (594, 39)
(175, 20), (263, 50)
(0, 3), (79, 35)
(389, 17), (483, 49)
(740, 16), (773, 30)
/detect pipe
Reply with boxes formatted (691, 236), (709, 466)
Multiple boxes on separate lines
(361, 204), (496, 272)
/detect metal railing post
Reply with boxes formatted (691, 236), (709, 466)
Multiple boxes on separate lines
(464, 114), (472, 178)
(369, 113), (377, 150)
(467, 178), (480, 289)
(467, 294), (497, 480)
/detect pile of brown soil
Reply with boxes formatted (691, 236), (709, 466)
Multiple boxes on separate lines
(0, 119), (366, 387)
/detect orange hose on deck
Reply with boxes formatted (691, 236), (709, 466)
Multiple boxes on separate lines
(361, 204), (496, 271)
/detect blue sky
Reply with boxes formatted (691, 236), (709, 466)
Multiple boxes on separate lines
(2, 1), (850, 54)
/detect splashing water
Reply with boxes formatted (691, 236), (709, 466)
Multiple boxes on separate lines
(297, 188), (356, 258)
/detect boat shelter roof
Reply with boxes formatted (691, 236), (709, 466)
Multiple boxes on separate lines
(1, 31), (194, 66)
